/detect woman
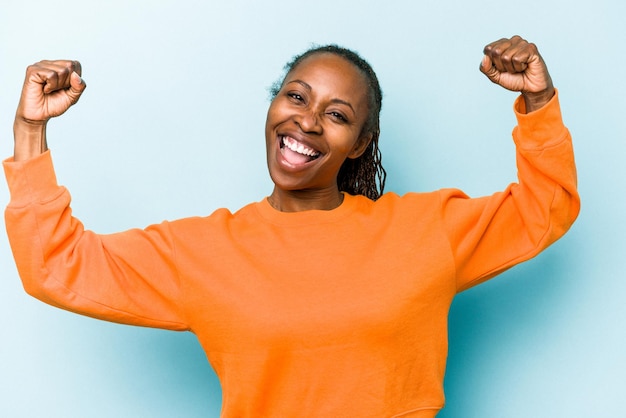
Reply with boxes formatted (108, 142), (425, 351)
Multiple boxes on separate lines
(4, 36), (579, 417)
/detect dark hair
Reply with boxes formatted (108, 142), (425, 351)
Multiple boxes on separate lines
(269, 44), (386, 200)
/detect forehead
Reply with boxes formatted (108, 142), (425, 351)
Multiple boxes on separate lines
(285, 53), (369, 105)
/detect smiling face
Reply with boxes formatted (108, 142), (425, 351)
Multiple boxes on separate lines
(265, 53), (372, 210)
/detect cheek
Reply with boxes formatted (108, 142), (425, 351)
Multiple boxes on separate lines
(330, 128), (362, 154)
(265, 104), (282, 139)
(266, 98), (290, 120)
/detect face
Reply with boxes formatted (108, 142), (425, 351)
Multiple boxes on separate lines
(265, 53), (372, 195)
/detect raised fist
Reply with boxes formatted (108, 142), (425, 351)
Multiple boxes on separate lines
(480, 36), (554, 111)
(16, 60), (86, 124)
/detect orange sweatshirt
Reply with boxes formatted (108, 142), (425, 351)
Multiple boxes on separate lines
(4, 93), (579, 417)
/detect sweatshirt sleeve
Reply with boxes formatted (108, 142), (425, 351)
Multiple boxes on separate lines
(441, 90), (580, 292)
(3, 151), (188, 330)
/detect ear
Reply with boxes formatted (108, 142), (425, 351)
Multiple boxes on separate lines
(348, 131), (373, 159)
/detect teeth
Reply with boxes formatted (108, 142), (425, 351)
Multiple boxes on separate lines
(282, 136), (320, 157)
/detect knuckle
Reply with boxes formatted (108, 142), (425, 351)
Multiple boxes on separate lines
(60, 63), (73, 75)
(512, 55), (524, 65)
(26, 63), (41, 74)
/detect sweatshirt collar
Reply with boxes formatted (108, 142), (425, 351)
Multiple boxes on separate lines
(254, 192), (361, 227)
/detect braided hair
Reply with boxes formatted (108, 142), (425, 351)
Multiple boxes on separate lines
(269, 45), (386, 201)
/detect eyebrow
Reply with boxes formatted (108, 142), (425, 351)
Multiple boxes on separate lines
(287, 79), (356, 115)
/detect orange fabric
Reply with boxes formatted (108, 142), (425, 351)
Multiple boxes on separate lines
(4, 92), (579, 417)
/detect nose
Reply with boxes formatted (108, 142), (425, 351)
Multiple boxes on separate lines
(294, 109), (322, 134)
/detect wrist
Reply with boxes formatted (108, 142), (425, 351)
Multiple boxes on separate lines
(522, 87), (555, 113)
(13, 118), (48, 161)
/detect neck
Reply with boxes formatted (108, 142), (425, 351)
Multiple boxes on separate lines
(268, 187), (344, 212)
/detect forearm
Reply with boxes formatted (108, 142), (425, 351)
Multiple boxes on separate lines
(13, 118), (48, 162)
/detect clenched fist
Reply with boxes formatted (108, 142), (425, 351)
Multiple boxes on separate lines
(480, 36), (555, 112)
(14, 60), (87, 161)
(17, 60), (86, 123)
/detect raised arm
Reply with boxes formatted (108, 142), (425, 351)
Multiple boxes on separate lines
(13, 60), (86, 161)
(5, 61), (187, 330)
(443, 36), (580, 291)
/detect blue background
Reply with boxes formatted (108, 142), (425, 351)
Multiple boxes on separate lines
(0, 0), (624, 416)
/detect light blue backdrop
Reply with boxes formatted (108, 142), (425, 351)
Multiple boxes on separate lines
(1, 0), (623, 416)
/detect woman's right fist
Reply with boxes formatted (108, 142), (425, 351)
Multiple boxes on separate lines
(16, 60), (86, 124)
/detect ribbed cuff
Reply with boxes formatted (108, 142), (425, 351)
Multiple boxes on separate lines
(3, 150), (61, 207)
(512, 89), (569, 150)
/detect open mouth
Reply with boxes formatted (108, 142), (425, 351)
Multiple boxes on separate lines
(280, 136), (321, 165)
